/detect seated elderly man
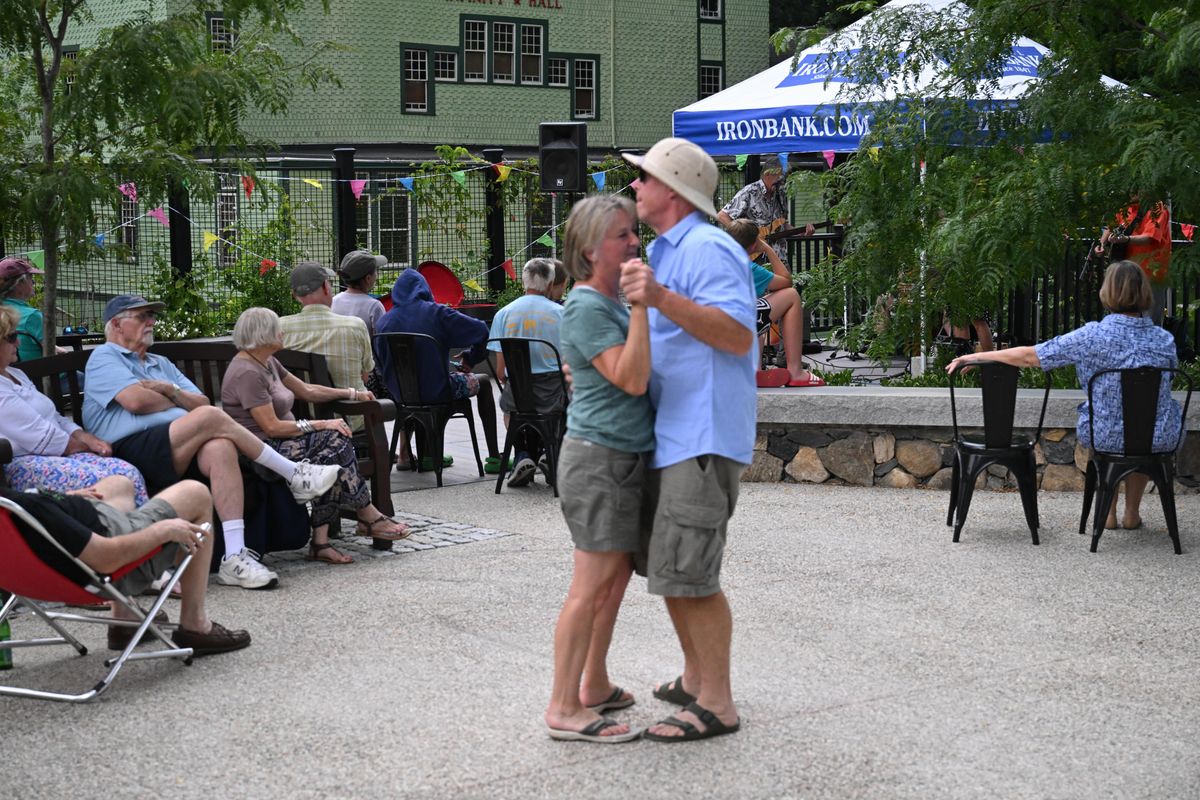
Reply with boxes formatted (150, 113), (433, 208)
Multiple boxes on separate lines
(83, 295), (339, 591)
(2, 476), (251, 655)
(280, 262), (375, 430)
(487, 257), (568, 487)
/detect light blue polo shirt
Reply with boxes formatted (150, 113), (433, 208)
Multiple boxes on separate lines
(646, 212), (757, 469)
(83, 343), (199, 442)
(486, 293), (564, 374)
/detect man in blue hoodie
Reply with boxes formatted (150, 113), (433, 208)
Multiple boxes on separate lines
(375, 269), (501, 471)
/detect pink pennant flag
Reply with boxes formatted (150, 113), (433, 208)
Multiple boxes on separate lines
(822, 151), (835, 169)
(119, 183), (137, 203)
(241, 175), (255, 200)
(149, 207), (169, 227)
(1182, 223), (1195, 241)
(350, 179), (367, 200)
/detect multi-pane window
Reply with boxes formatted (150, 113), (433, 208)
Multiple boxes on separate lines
(434, 51), (457, 81)
(355, 171), (412, 267)
(492, 22), (515, 83)
(404, 49), (428, 112)
(699, 0), (722, 20)
(216, 174), (238, 267)
(119, 195), (138, 259)
(521, 25), (543, 84)
(700, 64), (723, 98)
(528, 194), (557, 260)
(464, 20), (486, 81)
(61, 49), (78, 95)
(547, 57), (568, 87)
(574, 59), (596, 119)
(208, 14), (236, 54)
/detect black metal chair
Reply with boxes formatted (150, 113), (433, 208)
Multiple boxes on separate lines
(374, 332), (485, 487)
(947, 362), (1051, 544)
(1079, 367), (1193, 554)
(487, 337), (568, 497)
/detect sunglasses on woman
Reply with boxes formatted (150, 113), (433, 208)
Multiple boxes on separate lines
(3, 333), (17, 343)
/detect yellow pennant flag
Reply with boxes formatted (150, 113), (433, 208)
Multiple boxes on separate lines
(868, 147), (881, 162)
(464, 279), (484, 292)
(302, 178), (323, 189)
(203, 231), (219, 251)
(495, 164), (512, 182)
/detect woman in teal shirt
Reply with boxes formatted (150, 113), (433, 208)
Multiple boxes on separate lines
(0, 256), (51, 363)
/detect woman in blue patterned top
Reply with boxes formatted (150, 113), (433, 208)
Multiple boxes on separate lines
(947, 260), (1182, 530)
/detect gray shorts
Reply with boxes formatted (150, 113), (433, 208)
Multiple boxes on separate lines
(88, 497), (180, 595)
(499, 372), (567, 415)
(557, 436), (647, 553)
(637, 455), (744, 598)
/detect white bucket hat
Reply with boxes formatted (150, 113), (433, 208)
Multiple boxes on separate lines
(622, 138), (718, 218)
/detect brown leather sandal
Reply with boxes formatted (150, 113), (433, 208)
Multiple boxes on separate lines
(355, 515), (411, 541)
(306, 541), (353, 565)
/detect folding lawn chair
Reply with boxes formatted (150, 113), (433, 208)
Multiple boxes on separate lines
(0, 496), (197, 703)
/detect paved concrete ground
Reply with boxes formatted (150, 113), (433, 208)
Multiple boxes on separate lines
(6, 473), (1200, 799)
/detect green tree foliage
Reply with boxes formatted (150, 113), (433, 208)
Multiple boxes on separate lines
(774, 0), (1200, 358)
(0, 0), (337, 354)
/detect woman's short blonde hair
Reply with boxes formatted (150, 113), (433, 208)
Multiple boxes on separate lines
(562, 195), (637, 282)
(1099, 260), (1153, 314)
(0, 305), (18, 340)
(232, 307), (283, 351)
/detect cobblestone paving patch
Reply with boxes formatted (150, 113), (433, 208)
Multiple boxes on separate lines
(265, 512), (515, 573)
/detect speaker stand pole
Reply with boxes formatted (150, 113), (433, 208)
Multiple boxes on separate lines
(483, 147), (507, 296)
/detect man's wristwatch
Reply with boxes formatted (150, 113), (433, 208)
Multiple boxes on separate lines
(171, 383), (181, 402)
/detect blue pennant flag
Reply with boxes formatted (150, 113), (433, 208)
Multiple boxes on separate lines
(778, 153), (789, 175)
(591, 172), (606, 191)
(94, 233), (106, 248)
(399, 177), (415, 191)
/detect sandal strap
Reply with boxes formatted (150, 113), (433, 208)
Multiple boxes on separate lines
(656, 714), (699, 736)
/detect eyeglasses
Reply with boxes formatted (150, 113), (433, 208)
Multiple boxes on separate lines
(3, 333), (17, 343)
(121, 310), (157, 323)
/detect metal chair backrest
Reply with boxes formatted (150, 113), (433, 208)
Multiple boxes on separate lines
(1086, 367), (1193, 456)
(488, 337), (566, 416)
(374, 332), (452, 406)
(949, 361), (1050, 448)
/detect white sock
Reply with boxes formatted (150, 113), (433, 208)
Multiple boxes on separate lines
(221, 520), (246, 558)
(253, 444), (297, 482)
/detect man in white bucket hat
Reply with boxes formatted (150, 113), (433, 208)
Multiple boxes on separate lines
(618, 137), (756, 742)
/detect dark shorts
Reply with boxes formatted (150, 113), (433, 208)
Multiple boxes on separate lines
(636, 455), (744, 598)
(113, 423), (202, 495)
(557, 436), (647, 553)
(499, 372), (567, 415)
(87, 497), (180, 595)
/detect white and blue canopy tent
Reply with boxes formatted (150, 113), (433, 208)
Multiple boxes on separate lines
(673, 0), (1123, 156)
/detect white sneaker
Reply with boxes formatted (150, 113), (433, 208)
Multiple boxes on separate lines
(507, 456), (536, 488)
(216, 548), (279, 590)
(536, 454), (550, 481)
(287, 461), (340, 503)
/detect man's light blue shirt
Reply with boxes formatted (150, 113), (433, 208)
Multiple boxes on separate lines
(83, 343), (199, 442)
(646, 211), (757, 469)
(487, 294), (564, 374)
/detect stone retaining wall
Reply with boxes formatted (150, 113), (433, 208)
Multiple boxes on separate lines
(750, 387), (1200, 491)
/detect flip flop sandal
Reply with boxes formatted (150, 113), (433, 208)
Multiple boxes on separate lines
(547, 717), (642, 744)
(643, 702), (741, 743)
(306, 541), (353, 565)
(756, 367), (790, 388)
(586, 686), (635, 713)
(786, 374), (827, 387)
(652, 675), (697, 707)
(356, 515), (412, 541)
(483, 456), (511, 475)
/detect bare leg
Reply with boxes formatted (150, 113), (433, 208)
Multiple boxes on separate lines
(579, 560), (633, 705)
(473, 374), (500, 458)
(167, 406), (273, 472)
(766, 288), (810, 382)
(1122, 473), (1149, 528)
(545, 550), (633, 737)
(972, 319), (994, 352)
(151, 480), (215, 633)
(191, 438), (244, 527)
(88, 475), (136, 512)
(656, 596), (701, 700)
(648, 592), (738, 737)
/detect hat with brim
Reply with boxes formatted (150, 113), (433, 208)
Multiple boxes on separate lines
(338, 250), (388, 282)
(103, 294), (167, 324)
(622, 138), (719, 218)
(290, 261), (336, 295)
(0, 257), (43, 280)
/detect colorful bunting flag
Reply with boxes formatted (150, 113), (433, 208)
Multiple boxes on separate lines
(735, 154), (748, 170)
(27, 250), (44, 269)
(350, 179), (367, 200)
(502, 259), (516, 280)
(778, 153), (789, 175)
(259, 258), (278, 275)
(1182, 223), (1195, 241)
(302, 178), (323, 189)
(464, 279), (484, 292)
(591, 172), (606, 191)
(869, 147), (881, 162)
(149, 207), (169, 227)
(119, 183), (137, 203)
(822, 151), (836, 169)
(536, 233), (556, 248)
(203, 231), (219, 251)
(241, 175), (255, 200)
(451, 171), (466, 187)
(494, 164), (512, 182)
(399, 177), (415, 191)
(94, 233), (106, 248)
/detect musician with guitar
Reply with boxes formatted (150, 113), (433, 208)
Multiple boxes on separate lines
(716, 164), (815, 264)
(1092, 197), (1171, 324)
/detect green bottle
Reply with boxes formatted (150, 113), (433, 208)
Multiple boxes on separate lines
(0, 618), (11, 670)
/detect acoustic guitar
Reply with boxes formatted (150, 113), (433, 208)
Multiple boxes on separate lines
(758, 218), (831, 244)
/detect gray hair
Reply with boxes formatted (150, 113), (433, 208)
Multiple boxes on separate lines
(232, 307), (283, 351)
(562, 195), (637, 282)
(521, 257), (556, 292)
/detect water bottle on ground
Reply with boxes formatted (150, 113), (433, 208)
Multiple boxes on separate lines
(0, 618), (12, 670)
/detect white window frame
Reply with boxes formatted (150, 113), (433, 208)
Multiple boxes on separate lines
(547, 57), (568, 87)
(404, 49), (429, 112)
(119, 195), (138, 260)
(699, 0), (722, 21)
(215, 174), (239, 267)
(699, 64), (723, 98)
(520, 25), (543, 84)
(434, 51), (458, 82)
(208, 14), (237, 54)
(492, 21), (515, 83)
(573, 59), (596, 119)
(464, 20), (486, 82)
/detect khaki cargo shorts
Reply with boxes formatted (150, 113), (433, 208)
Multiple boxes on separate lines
(558, 436), (647, 553)
(88, 497), (181, 595)
(637, 454), (744, 598)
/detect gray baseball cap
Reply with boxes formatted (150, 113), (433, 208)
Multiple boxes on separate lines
(338, 250), (387, 282)
(290, 261), (335, 295)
